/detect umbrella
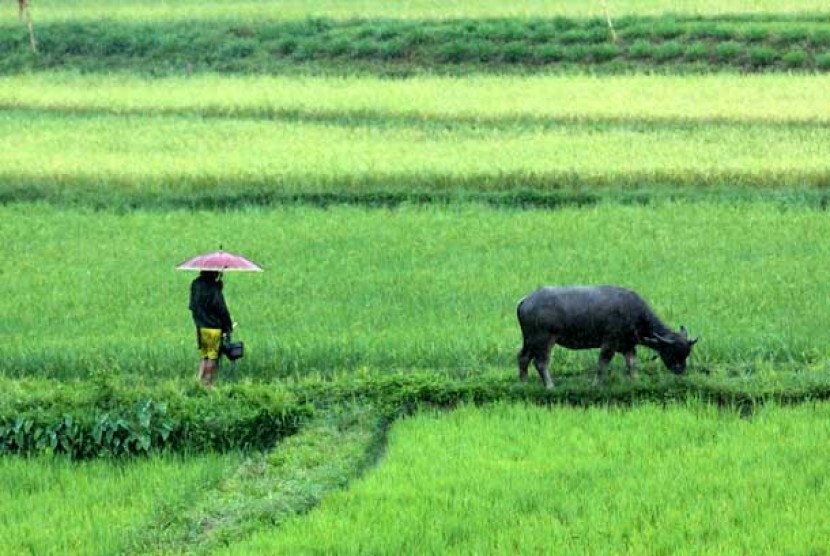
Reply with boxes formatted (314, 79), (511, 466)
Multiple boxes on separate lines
(176, 250), (263, 272)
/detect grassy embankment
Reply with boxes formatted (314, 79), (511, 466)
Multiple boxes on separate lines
(2, 1), (830, 74)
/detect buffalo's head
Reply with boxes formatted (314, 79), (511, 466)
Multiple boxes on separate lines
(642, 326), (699, 374)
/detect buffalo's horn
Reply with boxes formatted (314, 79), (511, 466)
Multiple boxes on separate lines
(689, 335), (700, 345)
(652, 332), (675, 344)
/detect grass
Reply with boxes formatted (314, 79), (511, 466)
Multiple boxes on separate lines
(0, 453), (239, 555)
(6, 0), (829, 24)
(3, 73), (830, 124)
(3, 202), (830, 380)
(3, 73), (829, 209)
(2, 107), (829, 206)
(126, 405), (387, 554)
(228, 401), (830, 554)
(3, 15), (830, 74)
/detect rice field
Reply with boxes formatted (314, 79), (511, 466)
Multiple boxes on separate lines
(4, 73), (830, 124)
(2, 73), (829, 203)
(227, 402), (830, 554)
(4, 0), (830, 552)
(0, 453), (238, 555)
(4, 111), (826, 192)
(3, 201), (830, 380)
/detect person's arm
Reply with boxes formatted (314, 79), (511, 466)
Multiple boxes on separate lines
(216, 291), (233, 334)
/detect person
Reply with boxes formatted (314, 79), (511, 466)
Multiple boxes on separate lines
(189, 270), (233, 386)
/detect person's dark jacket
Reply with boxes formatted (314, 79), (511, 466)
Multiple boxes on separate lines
(189, 273), (233, 333)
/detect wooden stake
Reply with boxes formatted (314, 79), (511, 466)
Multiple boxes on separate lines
(17, 0), (37, 53)
(599, 0), (618, 44)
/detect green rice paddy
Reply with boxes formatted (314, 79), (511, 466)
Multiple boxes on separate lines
(230, 402), (830, 554)
(4, 201), (830, 380)
(3, 0), (829, 553)
(0, 454), (238, 555)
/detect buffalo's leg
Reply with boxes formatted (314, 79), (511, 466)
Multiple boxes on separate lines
(517, 341), (532, 383)
(623, 350), (638, 380)
(532, 336), (555, 389)
(593, 346), (616, 386)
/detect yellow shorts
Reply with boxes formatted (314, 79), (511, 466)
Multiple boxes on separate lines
(197, 328), (223, 360)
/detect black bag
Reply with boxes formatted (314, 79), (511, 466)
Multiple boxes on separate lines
(221, 333), (244, 361)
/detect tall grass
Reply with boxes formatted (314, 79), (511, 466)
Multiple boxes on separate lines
(3, 202), (830, 380)
(227, 401), (830, 554)
(0, 453), (238, 555)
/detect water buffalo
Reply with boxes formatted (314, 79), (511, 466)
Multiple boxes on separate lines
(516, 285), (698, 389)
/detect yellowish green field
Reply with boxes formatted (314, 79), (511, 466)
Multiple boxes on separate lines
(3, 73), (829, 124)
(6, 0), (830, 23)
(226, 402), (830, 555)
(0, 454), (238, 555)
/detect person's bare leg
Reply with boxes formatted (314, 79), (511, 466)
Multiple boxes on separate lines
(201, 359), (218, 387)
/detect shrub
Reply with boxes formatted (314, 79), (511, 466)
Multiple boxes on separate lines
(684, 42), (709, 61)
(323, 37), (351, 57)
(809, 29), (830, 47)
(690, 24), (734, 41)
(586, 43), (620, 63)
(714, 41), (743, 62)
(351, 39), (379, 59)
(469, 39), (498, 62)
(782, 49), (808, 68)
(629, 40), (656, 60)
(621, 24), (651, 40)
(501, 41), (532, 63)
(562, 44), (590, 62)
(817, 53), (830, 70)
(559, 28), (589, 44)
(654, 41), (683, 62)
(743, 26), (769, 42)
(378, 39), (408, 60)
(775, 27), (810, 46)
(537, 44), (564, 63)
(652, 19), (683, 40)
(275, 37), (298, 56)
(748, 46), (779, 67)
(0, 383), (314, 459)
(584, 26), (612, 44)
(218, 38), (257, 60)
(436, 41), (472, 63)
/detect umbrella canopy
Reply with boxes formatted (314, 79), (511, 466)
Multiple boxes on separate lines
(176, 250), (263, 272)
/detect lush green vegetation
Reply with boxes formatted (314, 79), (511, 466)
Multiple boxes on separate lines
(0, 453), (238, 555)
(126, 404), (387, 554)
(4, 0), (830, 552)
(0, 375), (311, 457)
(4, 202), (830, 380)
(3, 15), (830, 74)
(232, 402), (830, 554)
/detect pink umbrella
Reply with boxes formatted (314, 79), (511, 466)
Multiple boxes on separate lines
(176, 250), (263, 272)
